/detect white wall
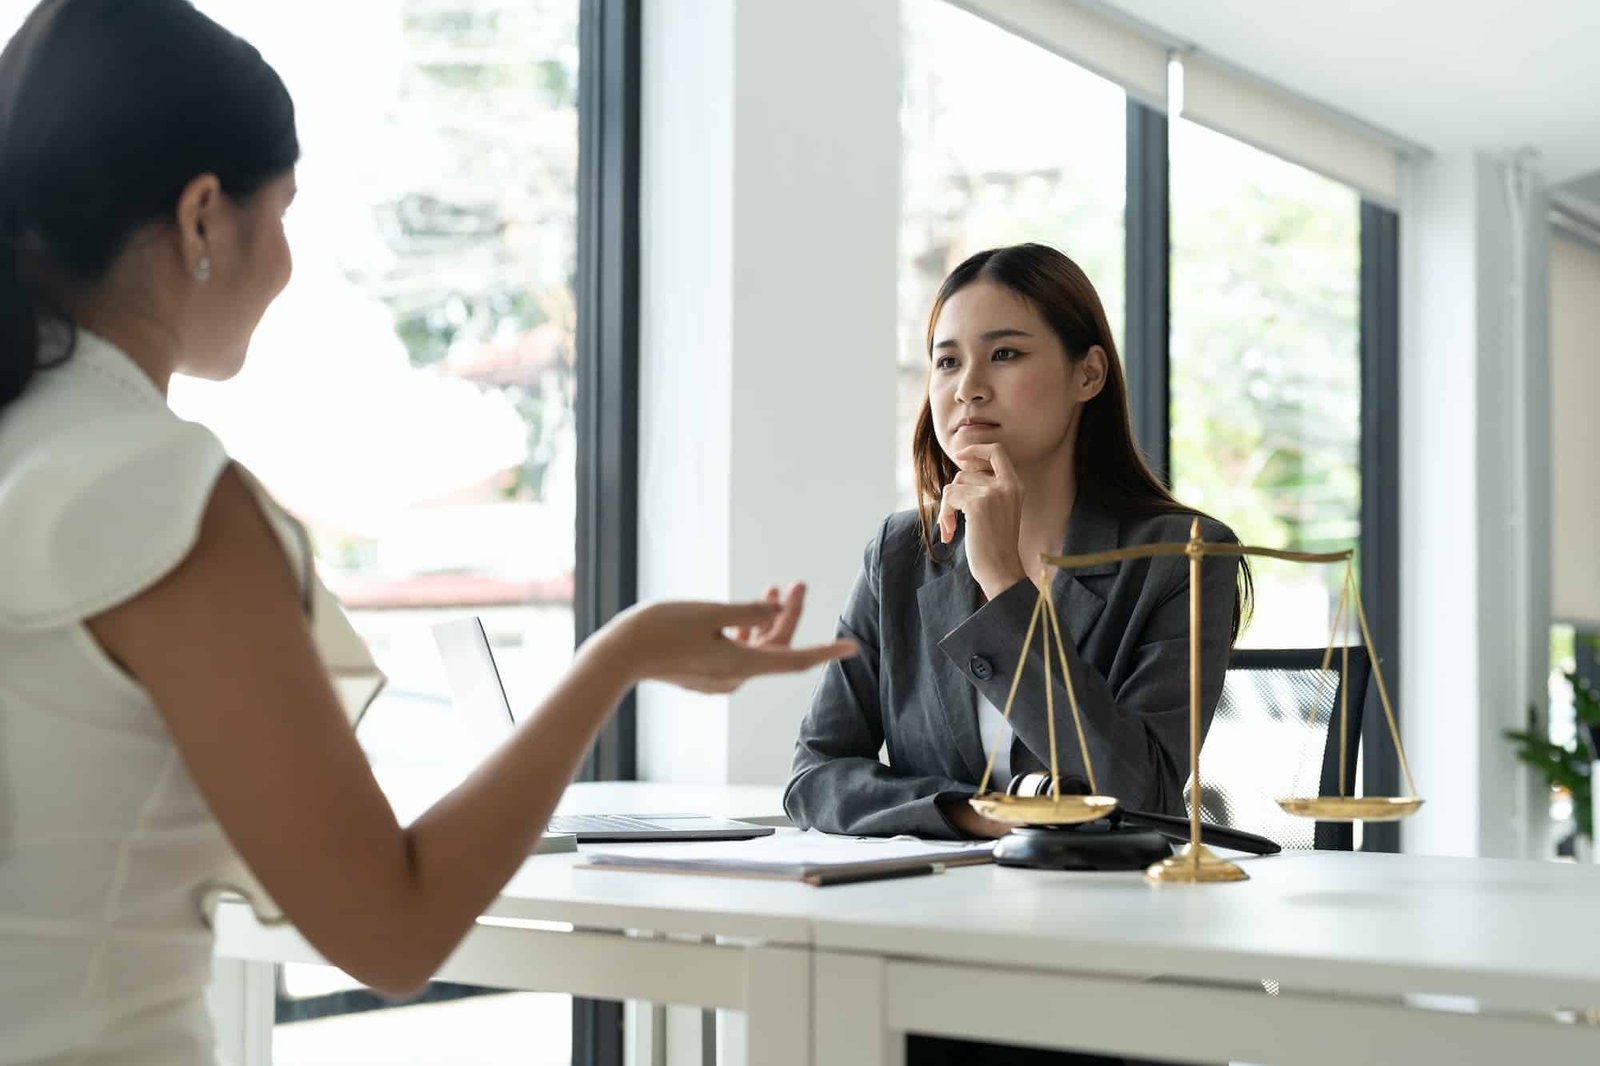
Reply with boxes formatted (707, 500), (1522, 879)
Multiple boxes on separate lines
(637, 0), (901, 784)
(636, 0), (737, 782)
(1400, 152), (1551, 857)
(1398, 153), (1480, 856)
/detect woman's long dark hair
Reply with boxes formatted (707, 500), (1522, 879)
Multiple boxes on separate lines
(911, 243), (1252, 639)
(0, 0), (299, 411)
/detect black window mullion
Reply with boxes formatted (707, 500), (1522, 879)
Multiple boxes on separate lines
(1124, 99), (1170, 485)
(573, 1), (640, 1063)
(574, 0), (641, 783)
(1358, 200), (1402, 853)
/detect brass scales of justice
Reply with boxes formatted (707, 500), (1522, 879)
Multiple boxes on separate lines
(968, 519), (1423, 883)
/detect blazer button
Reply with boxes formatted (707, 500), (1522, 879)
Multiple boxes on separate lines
(969, 655), (994, 681)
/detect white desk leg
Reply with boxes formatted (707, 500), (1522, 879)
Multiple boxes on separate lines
(207, 958), (275, 1066)
(721, 945), (809, 1066)
(812, 952), (903, 1066)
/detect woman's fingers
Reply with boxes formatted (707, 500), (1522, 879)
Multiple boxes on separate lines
(710, 600), (786, 630)
(635, 592), (852, 694)
(956, 443), (1015, 482)
(986, 443), (1019, 483)
(683, 630), (857, 690)
(744, 586), (781, 643)
(937, 483), (962, 543)
(763, 582), (805, 646)
(952, 455), (996, 476)
(740, 640), (859, 676)
(942, 484), (988, 513)
(940, 482), (998, 542)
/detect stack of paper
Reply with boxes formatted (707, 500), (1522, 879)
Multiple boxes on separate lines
(579, 830), (995, 885)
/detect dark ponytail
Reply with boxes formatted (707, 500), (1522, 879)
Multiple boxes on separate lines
(0, 0), (299, 412)
(0, 201), (32, 407)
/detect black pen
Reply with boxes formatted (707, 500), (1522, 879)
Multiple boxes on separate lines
(806, 862), (945, 887)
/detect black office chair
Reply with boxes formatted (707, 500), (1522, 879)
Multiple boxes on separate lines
(1190, 647), (1372, 852)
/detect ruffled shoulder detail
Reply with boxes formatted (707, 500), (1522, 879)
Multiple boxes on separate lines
(0, 410), (230, 630)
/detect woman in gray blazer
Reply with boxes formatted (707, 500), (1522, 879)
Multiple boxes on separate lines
(785, 243), (1249, 844)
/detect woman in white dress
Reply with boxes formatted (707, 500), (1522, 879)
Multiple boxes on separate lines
(0, 3), (855, 1063)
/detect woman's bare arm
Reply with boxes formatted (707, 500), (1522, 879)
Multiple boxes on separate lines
(89, 467), (850, 995)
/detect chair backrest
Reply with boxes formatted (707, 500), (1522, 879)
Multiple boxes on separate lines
(1189, 647), (1371, 851)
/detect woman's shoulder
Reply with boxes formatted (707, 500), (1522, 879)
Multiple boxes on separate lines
(863, 508), (934, 570)
(879, 508), (927, 550)
(1120, 507), (1238, 549)
(0, 361), (230, 631)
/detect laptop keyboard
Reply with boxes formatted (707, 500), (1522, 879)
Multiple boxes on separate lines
(549, 814), (679, 833)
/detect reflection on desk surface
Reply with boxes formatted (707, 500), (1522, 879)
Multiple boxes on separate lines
(372, 769), (788, 827)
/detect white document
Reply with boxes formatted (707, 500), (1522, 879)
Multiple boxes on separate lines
(580, 828), (995, 881)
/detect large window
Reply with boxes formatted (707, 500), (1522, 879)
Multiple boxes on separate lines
(898, 0), (1125, 507)
(898, 1), (1391, 849)
(1169, 119), (1363, 649)
(171, 1), (583, 1060)
(177, 0), (582, 768)
(1166, 119), (1369, 847)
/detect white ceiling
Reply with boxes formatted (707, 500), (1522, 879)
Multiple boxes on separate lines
(1093, 0), (1600, 185)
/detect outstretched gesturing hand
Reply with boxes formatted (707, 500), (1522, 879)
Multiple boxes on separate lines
(612, 582), (856, 694)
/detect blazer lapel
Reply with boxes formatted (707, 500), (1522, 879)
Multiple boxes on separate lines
(917, 536), (989, 781)
(917, 499), (1123, 783)
(1051, 496), (1120, 647)
(1010, 500), (1117, 777)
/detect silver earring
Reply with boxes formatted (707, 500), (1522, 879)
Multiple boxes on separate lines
(193, 257), (211, 282)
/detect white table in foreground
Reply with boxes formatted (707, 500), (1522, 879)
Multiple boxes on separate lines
(211, 780), (800, 1066)
(810, 850), (1600, 1066)
(213, 783), (1600, 1066)
(209, 781), (1020, 1066)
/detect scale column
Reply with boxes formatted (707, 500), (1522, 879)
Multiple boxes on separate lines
(1145, 519), (1249, 884)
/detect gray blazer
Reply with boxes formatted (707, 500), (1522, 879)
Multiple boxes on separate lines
(783, 497), (1240, 839)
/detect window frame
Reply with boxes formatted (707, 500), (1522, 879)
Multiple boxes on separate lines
(1128, 107), (1402, 853)
(571, 2), (642, 1061)
(1124, 100), (1171, 484)
(574, 0), (642, 785)
(1358, 200), (1402, 853)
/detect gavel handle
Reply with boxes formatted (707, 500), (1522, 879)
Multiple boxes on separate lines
(1116, 808), (1282, 856)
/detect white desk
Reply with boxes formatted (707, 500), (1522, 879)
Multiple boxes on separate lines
(810, 850), (1600, 1065)
(373, 770), (791, 827)
(210, 780), (808, 1066)
(212, 786), (1600, 1066)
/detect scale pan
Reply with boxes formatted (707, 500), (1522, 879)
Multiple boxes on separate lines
(1276, 796), (1424, 821)
(970, 793), (1119, 826)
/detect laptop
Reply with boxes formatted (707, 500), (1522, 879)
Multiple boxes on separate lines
(431, 617), (776, 844)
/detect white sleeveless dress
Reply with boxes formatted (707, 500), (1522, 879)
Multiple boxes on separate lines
(0, 330), (382, 1065)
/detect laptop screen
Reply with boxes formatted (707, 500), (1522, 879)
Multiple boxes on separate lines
(432, 617), (518, 735)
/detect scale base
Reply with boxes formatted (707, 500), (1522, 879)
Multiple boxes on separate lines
(994, 824), (1173, 871)
(1144, 842), (1249, 883)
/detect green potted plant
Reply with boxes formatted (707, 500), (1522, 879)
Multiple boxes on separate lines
(1505, 671), (1600, 855)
